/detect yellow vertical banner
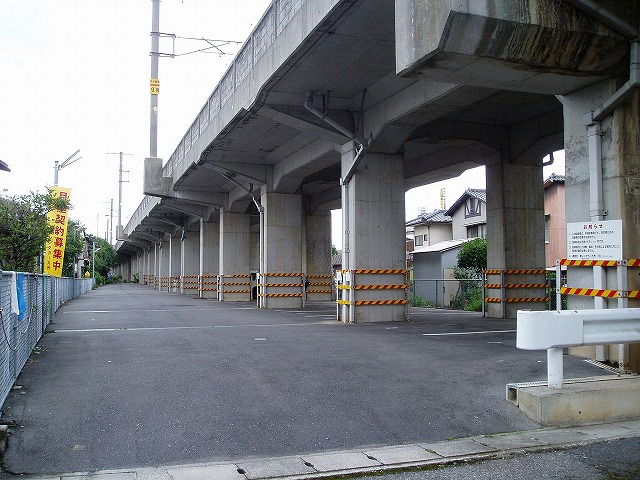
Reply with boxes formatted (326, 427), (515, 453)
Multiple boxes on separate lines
(44, 186), (72, 277)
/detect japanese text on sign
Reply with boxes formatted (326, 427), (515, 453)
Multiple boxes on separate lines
(566, 219), (622, 260)
(44, 186), (71, 277)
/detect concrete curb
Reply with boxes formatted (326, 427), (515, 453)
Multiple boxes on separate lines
(18, 419), (640, 480)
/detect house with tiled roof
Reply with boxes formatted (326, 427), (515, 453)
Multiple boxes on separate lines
(407, 191), (485, 307)
(445, 189), (487, 240)
(406, 208), (452, 250)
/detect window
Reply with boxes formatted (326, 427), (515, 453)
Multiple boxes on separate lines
(467, 224), (486, 239)
(414, 235), (423, 247)
(465, 197), (481, 218)
(545, 215), (550, 244)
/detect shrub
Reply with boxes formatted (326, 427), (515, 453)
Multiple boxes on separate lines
(410, 294), (434, 308)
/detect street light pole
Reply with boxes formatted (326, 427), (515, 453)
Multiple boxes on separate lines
(92, 242), (103, 282)
(54, 149), (81, 186)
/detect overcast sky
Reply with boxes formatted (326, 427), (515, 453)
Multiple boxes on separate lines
(1, 1), (563, 248)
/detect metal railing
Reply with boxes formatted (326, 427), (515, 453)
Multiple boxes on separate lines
(0, 272), (93, 407)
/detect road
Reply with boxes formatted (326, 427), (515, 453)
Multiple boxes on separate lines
(1, 283), (611, 476)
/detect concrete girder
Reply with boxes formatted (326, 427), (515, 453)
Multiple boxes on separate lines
(227, 189), (254, 214)
(133, 231), (163, 244)
(145, 156), (226, 207)
(139, 219), (177, 235)
(159, 202), (207, 230)
(364, 79), (462, 154)
(395, 0), (631, 95)
(404, 145), (490, 191)
(258, 105), (350, 144)
(305, 185), (342, 214)
(199, 161), (268, 185)
(273, 139), (341, 193)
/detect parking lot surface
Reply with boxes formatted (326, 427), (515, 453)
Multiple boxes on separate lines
(1, 283), (610, 475)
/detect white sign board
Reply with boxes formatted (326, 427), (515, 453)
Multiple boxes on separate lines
(566, 219), (622, 260)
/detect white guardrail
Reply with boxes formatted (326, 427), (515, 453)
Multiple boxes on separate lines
(517, 309), (640, 388)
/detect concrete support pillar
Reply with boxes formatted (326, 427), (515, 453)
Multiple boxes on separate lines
(181, 230), (200, 295)
(168, 233), (181, 293)
(486, 161), (545, 319)
(564, 80), (640, 371)
(145, 248), (152, 285)
(153, 243), (159, 288)
(141, 251), (147, 284)
(259, 191), (304, 309)
(341, 145), (407, 323)
(199, 219), (219, 299)
(219, 209), (251, 301)
(305, 211), (333, 302)
(159, 237), (170, 291)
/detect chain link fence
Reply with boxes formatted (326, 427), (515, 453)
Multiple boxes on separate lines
(0, 272), (93, 407)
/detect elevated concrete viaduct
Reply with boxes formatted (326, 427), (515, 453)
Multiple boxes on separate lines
(116, 0), (638, 335)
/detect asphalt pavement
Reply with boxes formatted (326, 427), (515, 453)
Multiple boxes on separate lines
(0, 283), (633, 478)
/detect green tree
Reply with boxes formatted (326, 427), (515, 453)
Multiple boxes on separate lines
(332, 244), (339, 256)
(62, 219), (86, 277)
(455, 237), (487, 277)
(451, 238), (487, 311)
(89, 236), (117, 283)
(0, 189), (71, 272)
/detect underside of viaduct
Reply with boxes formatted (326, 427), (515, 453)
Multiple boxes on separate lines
(116, 0), (639, 366)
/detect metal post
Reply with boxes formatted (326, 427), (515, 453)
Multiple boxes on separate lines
(547, 347), (564, 388)
(500, 270), (506, 319)
(617, 260), (630, 370)
(150, 0), (160, 158)
(481, 272), (485, 317)
(54, 160), (59, 186)
(556, 259), (562, 312)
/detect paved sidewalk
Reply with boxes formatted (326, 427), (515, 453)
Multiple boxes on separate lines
(16, 420), (640, 479)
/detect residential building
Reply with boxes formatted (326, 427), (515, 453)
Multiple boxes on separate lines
(544, 174), (566, 268)
(445, 189), (487, 240)
(405, 209), (452, 268)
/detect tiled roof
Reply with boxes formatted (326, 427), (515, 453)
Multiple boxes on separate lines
(406, 209), (452, 226)
(544, 173), (565, 188)
(445, 189), (486, 216)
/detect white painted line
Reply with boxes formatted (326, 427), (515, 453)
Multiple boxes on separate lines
(54, 322), (325, 333)
(65, 308), (253, 314)
(422, 329), (516, 337)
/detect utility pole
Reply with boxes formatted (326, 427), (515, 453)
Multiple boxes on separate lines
(107, 151), (132, 236)
(150, 0), (160, 158)
(110, 198), (114, 244)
